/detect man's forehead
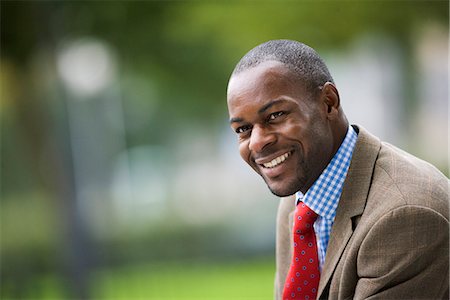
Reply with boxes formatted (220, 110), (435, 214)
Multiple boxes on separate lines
(231, 60), (292, 83)
(227, 60), (297, 98)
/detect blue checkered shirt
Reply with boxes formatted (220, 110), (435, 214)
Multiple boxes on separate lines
(296, 126), (358, 270)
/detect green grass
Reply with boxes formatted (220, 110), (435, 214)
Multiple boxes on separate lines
(93, 258), (274, 300)
(11, 257), (275, 300)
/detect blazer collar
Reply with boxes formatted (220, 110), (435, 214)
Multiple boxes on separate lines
(317, 125), (381, 298)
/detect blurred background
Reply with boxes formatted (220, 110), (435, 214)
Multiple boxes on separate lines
(1, 1), (448, 299)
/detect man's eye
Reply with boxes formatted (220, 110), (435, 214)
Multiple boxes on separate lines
(269, 111), (284, 120)
(236, 125), (251, 134)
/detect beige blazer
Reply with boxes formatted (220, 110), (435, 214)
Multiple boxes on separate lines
(275, 125), (449, 299)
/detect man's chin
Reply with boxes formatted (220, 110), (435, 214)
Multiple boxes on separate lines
(267, 183), (299, 198)
(261, 171), (305, 197)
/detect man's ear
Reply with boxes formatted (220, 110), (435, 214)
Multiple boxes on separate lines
(321, 82), (340, 116)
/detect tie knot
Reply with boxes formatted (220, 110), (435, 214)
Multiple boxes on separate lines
(294, 202), (318, 233)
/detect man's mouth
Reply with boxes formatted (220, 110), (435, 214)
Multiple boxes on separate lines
(261, 151), (292, 168)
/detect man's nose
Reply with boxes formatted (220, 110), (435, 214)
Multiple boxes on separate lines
(249, 125), (276, 153)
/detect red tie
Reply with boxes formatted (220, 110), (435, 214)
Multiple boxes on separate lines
(283, 202), (320, 300)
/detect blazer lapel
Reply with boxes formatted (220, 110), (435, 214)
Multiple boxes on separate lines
(317, 125), (381, 298)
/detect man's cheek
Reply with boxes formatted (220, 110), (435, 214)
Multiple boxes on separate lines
(239, 143), (250, 162)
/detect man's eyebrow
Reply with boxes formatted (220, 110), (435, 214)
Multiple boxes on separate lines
(229, 117), (244, 124)
(229, 99), (290, 124)
(258, 99), (287, 114)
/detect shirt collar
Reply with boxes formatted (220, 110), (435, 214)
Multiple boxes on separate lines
(296, 125), (358, 220)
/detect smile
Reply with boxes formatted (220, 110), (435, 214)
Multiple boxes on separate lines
(261, 151), (291, 168)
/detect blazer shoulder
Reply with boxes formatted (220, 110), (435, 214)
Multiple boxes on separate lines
(349, 125), (448, 219)
(369, 139), (449, 219)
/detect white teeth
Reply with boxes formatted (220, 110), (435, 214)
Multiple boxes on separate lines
(263, 152), (290, 168)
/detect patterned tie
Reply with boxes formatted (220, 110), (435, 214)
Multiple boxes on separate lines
(282, 202), (320, 300)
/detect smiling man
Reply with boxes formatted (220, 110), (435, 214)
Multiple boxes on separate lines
(226, 40), (449, 300)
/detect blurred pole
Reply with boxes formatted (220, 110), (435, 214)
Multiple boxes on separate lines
(56, 38), (127, 299)
(54, 84), (93, 300)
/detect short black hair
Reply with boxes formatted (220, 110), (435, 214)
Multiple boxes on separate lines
(232, 40), (334, 93)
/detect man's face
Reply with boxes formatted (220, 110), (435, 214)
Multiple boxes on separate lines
(227, 61), (334, 197)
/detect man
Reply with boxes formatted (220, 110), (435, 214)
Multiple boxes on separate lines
(226, 40), (449, 299)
